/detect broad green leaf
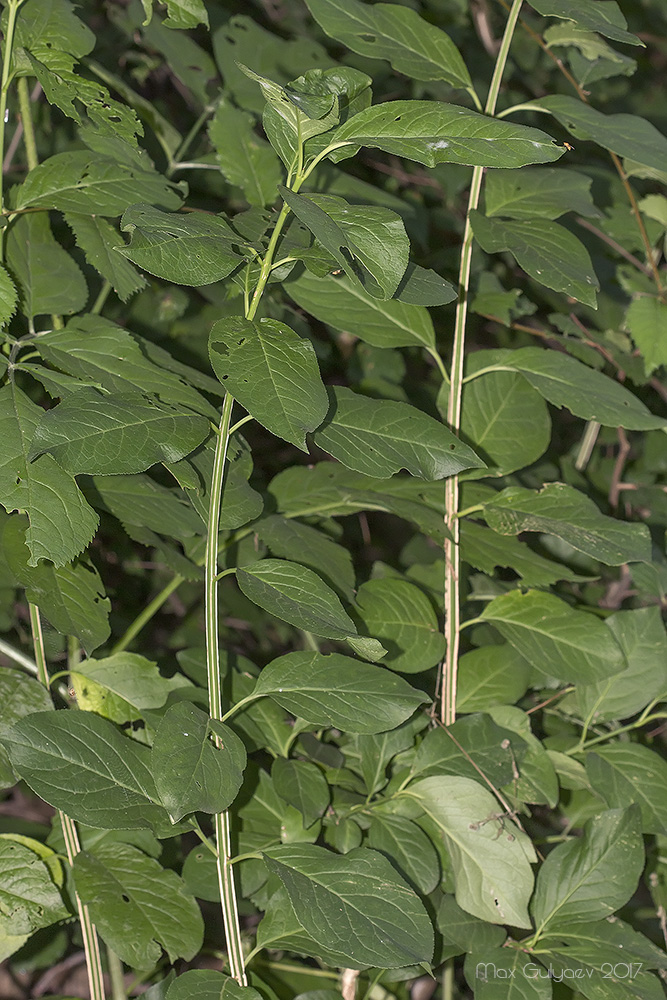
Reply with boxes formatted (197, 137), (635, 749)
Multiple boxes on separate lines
(0, 667), (53, 789)
(6, 711), (178, 834)
(239, 766), (318, 851)
(305, 0), (472, 91)
(6, 212), (87, 317)
(531, 807), (644, 933)
(117, 204), (243, 285)
(208, 317), (328, 451)
(469, 211), (598, 307)
(575, 607), (667, 723)
(272, 759), (330, 827)
(461, 521), (584, 587)
(263, 843), (434, 968)
(0, 265), (17, 326)
(65, 214), (146, 302)
(141, 9), (215, 107)
(257, 886), (364, 965)
(482, 483), (651, 565)
(236, 558), (357, 639)
(30, 390), (209, 475)
(625, 297), (667, 375)
(255, 515), (355, 600)
(543, 918), (667, 969)
(527, 0), (642, 46)
(314, 386), (485, 479)
(504, 347), (666, 429)
(280, 189), (409, 299)
(481, 590), (626, 684)
(586, 746), (667, 835)
(286, 269), (436, 349)
(165, 970), (264, 1000)
(367, 813), (440, 894)
(485, 167), (599, 220)
(13, 151), (182, 215)
(5, 519), (110, 652)
(411, 713), (528, 788)
(36, 316), (215, 417)
(91, 474), (204, 541)
(70, 653), (188, 723)
(162, 0), (208, 29)
(355, 577), (445, 673)
(0, 839), (68, 935)
(73, 843), (203, 968)
(209, 98), (281, 207)
(538, 950), (664, 1000)
(12, 0), (95, 61)
(464, 947), (552, 999)
(460, 366), (551, 478)
(333, 101), (565, 168)
(353, 717), (427, 795)
(250, 651), (426, 733)
(0, 385), (98, 566)
(407, 776), (537, 927)
(456, 646), (532, 713)
(534, 96), (667, 173)
(437, 894), (506, 956)
(151, 702), (246, 823)
(394, 262), (456, 306)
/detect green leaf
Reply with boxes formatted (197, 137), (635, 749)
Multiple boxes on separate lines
(456, 646), (532, 714)
(407, 776), (537, 927)
(355, 577), (445, 673)
(503, 347), (666, 430)
(461, 521), (584, 587)
(6, 212), (88, 318)
(208, 317), (328, 451)
(263, 843), (434, 969)
(531, 806), (644, 934)
(367, 813), (440, 894)
(485, 167), (599, 220)
(162, 0), (208, 29)
(333, 101), (565, 168)
(73, 843), (203, 968)
(0, 264), (17, 326)
(257, 886), (351, 964)
(314, 386), (485, 479)
(65, 214), (146, 302)
(12, 0), (96, 61)
(411, 713), (528, 788)
(0, 385), (99, 566)
(151, 702), (246, 823)
(534, 96), (667, 173)
(91, 474), (204, 541)
(304, 0), (472, 92)
(482, 483), (651, 565)
(527, 0), (642, 46)
(0, 839), (68, 935)
(250, 651), (426, 733)
(272, 759), (330, 827)
(5, 519), (110, 652)
(165, 970), (264, 1000)
(394, 262), (457, 306)
(464, 947), (552, 999)
(13, 151), (182, 216)
(0, 667), (53, 789)
(117, 204), (243, 285)
(255, 515), (355, 600)
(286, 269), (437, 349)
(542, 917), (667, 970)
(30, 390), (209, 475)
(481, 589), (626, 684)
(280, 189), (409, 299)
(625, 296), (667, 375)
(469, 211), (598, 307)
(70, 652), (187, 723)
(236, 558), (357, 639)
(575, 607), (667, 723)
(6, 711), (177, 835)
(208, 98), (281, 207)
(437, 894), (506, 957)
(586, 746), (667, 835)
(460, 364), (551, 478)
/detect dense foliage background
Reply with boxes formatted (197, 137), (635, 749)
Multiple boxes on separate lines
(0, 0), (666, 998)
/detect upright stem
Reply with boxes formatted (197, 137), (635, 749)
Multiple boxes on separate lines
(0, 0), (24, 260)
(205, 392), (247, 985)
(440, 0), (524, 725)
(17, 75), (37, 170)
(29, 607), (107, 1000)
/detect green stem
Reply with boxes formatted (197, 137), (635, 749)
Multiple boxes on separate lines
(247, 202), (291, 321)
(442, 957), (455, 1000)
(440, 0), (525, 726)
(0, 637), (38, 675)
(205, 392), (247, 986)
(0, 0), (24, 261)
(567, 710), (667, 755)
(107, 949), (126, 1000)
(17, 75), (37, 170)
(29, 607), (107, 1000)
(110, 575), (184, 654)
(92, 280), (112, 316)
